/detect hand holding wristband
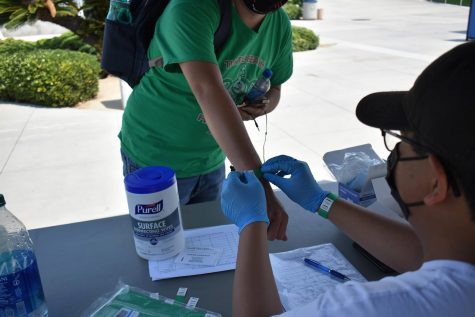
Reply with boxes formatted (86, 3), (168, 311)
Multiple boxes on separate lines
(317, 192), (338, 219)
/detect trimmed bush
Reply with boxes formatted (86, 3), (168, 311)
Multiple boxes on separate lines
(0, 38), (35, 54)
(284, 3), (302, 20)
(292, 26), (319, 52)
(0, 49), (100, 107)
(36, 32), (98, 55)
(429, 0), (471, 6)
(0, 33), (97, 56)
(288, 0), (303, 5)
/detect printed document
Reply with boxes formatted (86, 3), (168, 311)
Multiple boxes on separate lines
(148, 224), (238, 280)
(270, 243), (366, 310)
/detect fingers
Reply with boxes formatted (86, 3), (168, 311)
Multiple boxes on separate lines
(239, 105), (267, 118)
(266, 208), (289, 241)
(276, 211), (289, 241)
(266, 212), (279, 241)
(262, 172), (286, 188)
(261, 155), (298, 174)
(265, 194), (289, 241)
(238, 108), (254, 121)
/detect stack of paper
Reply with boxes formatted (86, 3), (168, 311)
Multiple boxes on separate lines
(270, 243), (366, 310)
(148, 224), (239, 280)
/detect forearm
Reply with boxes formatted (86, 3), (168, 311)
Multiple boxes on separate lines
(329, 199), (423, 272)
(234, 222), (283, 317)
(201, 85), (261, 170)
(181, 61), (261, 170)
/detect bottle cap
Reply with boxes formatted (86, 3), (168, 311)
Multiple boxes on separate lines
(0, 194), (5, 207)
(124, 166), (176, 194)
(263, 69), (273, 79)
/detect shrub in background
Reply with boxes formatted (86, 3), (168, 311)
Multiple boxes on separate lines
(284, 0), (303, 19)
(0, 32), (97, 55)
(36, 32), (97, 55)
(284, 3), (302, 20)
(0, 38), (35, 54)
(0, 49), (100, 107)
(292, 26), (319, 52)
(288, 0), (303, 5)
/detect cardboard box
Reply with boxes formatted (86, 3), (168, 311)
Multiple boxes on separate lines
(323, 144), (387, 207)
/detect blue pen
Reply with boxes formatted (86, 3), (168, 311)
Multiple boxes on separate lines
(304, 258), (351, 282)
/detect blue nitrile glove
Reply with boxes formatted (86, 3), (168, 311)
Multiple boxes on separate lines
(261, 155), (329, 213)
(221, 171), (269, 233)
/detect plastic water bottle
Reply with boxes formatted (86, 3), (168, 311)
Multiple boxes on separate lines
(245, 69), (273, 103)
(0, 194), (48, 317)
(106, 0), (132, 24)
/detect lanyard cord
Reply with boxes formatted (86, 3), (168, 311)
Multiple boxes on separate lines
(262, 110), (267, 162)
(241, 109), (268, 162)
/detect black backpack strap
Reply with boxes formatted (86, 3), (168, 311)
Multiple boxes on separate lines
(149, 0), (231, 69)
(214, 0), (232, 54)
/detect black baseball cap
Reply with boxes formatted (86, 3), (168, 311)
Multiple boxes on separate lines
(356, 41), (475, 172)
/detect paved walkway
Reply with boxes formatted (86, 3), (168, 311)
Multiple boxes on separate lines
(0, 0), (470, 229)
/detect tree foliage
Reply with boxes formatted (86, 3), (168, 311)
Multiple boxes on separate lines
(0, 0), (107, 53)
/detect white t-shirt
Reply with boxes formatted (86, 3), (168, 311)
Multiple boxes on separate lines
(275, 260), (475, 317)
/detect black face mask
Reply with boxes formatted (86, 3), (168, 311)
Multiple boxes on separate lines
(386, 143), (428, 219)
(242, 0), (288, 14)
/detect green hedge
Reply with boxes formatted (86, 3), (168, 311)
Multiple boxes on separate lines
(36, 32), (98, 55)
(429, 0), (471, 6)
(284, 3), (302, 20)
(0, 49), (100, 107)
(292, 26), (319, 52)
(0, 38), (35, 54)
(0, 33), (97, 55)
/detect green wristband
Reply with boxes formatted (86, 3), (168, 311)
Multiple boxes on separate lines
(317, 193), (337, 219)
(253, 167), (264, 179)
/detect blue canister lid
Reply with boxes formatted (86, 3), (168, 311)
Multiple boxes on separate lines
(124, 166), (176, 194)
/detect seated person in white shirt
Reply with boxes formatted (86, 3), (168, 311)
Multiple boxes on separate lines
(220, 40), (475, 317)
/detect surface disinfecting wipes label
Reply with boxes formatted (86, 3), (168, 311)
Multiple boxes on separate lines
(125, 166), (185, 261)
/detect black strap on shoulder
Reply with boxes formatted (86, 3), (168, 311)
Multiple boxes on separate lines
(214, 0), (232, 54)
(149, 0), (232, 69)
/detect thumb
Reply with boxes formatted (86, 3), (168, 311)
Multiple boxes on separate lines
(226, 171), (241, 183)
(223, 172), (240, 190)
(244, 171), (260, 185)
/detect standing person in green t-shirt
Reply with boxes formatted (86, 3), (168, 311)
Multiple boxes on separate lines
(119, 0), (293, 241)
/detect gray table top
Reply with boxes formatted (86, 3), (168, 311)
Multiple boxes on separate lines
(30, 191), (389, 317)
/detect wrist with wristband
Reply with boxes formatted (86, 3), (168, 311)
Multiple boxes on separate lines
(230, 165), (264, 179)
(317, 192), (338, 219)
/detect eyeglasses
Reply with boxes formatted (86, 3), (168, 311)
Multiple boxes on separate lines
(383, 130), (429, 170)
(386, 142), (429, 174)
(382, 130), (428, 153)
(382, 129), (461, 197)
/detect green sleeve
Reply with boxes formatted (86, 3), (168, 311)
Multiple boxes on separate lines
(153, 0), (221, 73)
(270, 10), (293, 86)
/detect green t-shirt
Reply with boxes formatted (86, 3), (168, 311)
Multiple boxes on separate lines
(119, 0), (293, 178)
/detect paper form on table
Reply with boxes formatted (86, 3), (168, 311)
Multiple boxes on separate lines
(270, 243), (367, 310)
(148, 224), (238, 280)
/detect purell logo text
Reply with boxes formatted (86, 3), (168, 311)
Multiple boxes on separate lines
(135, 200), (163, 215)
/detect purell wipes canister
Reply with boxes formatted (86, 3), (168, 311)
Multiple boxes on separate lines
(124, 166), (185, 260)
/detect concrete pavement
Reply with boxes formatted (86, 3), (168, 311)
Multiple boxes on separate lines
(0, 0), (470, 229)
